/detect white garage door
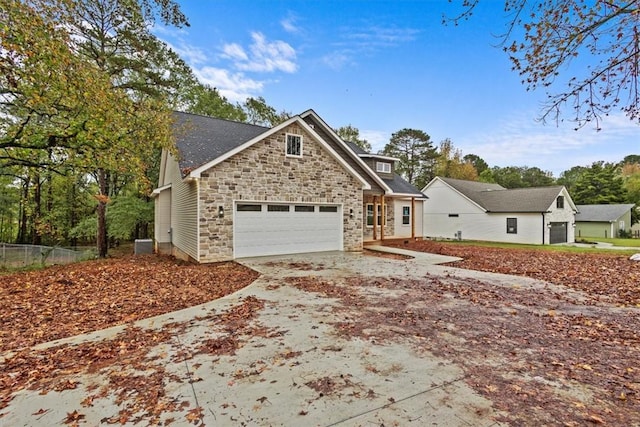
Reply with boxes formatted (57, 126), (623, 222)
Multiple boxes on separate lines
(234, 202), (343, 258)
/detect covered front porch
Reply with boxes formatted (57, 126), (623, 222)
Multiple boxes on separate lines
(362, 193), (424, 244)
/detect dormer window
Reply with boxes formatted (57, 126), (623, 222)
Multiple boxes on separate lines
(376, 161), (391, 173)
(286, 134), (302, 157)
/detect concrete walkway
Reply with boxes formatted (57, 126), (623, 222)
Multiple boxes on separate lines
(2, 250), (521, 427)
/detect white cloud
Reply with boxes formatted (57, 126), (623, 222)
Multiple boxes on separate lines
(222, 32), (297, 73)
(346, 26), (421, 47)
(324, 25), (420, 69)
(280, 13), (300, 34)
(194, 67), (264, 102)
(221, 43), (248, 61)
(321, 51), (353, 70)
(458, 111), (639, 176)
(360, 130), (390, 153)
(166, 41), (208, 65)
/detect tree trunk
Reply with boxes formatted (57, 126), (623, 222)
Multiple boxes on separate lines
(17, 176), (30, 244)
(96, 169), (109, 258)
(32, 171), (42, 245)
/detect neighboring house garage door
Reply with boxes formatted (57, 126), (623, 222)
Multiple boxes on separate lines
(234, 202), (342, 258)
(549, 222), (568, 244)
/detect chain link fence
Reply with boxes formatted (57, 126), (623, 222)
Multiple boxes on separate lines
(0, 243), (95, 268)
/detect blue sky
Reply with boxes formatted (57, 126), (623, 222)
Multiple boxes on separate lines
(155, 1), (639, 178)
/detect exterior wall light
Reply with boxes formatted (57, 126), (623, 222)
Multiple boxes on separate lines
(218, 206), (224, 218)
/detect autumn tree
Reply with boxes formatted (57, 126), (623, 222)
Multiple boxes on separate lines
(335, 125), (372, 152)
(53, 0), (190, 257)
(463, 154), (489, 175)
(450, 1), (640, 127)
(382, 129), (438, 189)
(433, 139), (478, 180)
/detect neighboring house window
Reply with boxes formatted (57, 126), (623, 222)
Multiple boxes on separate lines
(286, 134), (302, 157)
(619, 220), (625, 230)
(402, 206), (410, 225)
(376, 162), (391, 173)
(506, 218), (517, 234)
(556, 196), (564, 209)
(366, 204), (386, 226)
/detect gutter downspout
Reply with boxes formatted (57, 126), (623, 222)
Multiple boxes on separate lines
(542, 213), (545, 244)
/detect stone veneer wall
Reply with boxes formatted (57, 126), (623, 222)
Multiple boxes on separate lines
(362, 194), (395, 239)
(198, 123), (363, 262)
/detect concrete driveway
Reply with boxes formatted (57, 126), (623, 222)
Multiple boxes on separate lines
(3, 249), (518, 426)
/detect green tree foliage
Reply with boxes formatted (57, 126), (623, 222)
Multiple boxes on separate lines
(335, 125), (372, 152)
(481, 166), (554, 188)
(434, 139), (478, 181)
(382, 129), (438, 189)
(451, 1), (640, 127)
(243, 97), (291, 127)
(184, 84), (247, 121)
(572, 161), (627, 204)
(557, 165), (588, 194)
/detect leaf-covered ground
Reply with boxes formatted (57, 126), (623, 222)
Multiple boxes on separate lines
(387, 240), (640, 306)
(0, 255), (259, 353)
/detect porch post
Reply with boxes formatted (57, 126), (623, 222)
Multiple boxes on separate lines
(380, 195), (385, 241)
(372, 196), (378, 241)
(411, 197), (415, 239)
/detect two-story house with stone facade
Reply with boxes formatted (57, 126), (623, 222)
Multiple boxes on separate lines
(153, 109), (426, 263)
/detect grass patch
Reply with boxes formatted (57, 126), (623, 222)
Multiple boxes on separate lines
(584, 237), (640, 247)
(424, 239), (638, 255)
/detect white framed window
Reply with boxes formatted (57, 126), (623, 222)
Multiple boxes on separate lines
(286, 134), (302, 157)
(376, 162), (391, 173)
(366, 204), (374, 226)
(402, 206), (410, 225)
(366, 203), (386, 227)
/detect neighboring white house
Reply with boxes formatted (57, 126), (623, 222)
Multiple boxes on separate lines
(421, 177), (577, 244)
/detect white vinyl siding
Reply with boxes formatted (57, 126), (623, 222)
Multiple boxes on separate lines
(154, 188), (172, 244)
(393, 199), (424, 238)
(166, 155), (199, 260)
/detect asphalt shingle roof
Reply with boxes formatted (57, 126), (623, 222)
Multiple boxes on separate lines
(440, 177), (565, 213)
(382, 175), (425, 197)
(575, 204), (635, 222)
(172, 111), (269, 176)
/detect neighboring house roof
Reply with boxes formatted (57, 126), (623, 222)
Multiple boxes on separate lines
(172, 111), (269, 176)
(437, 177), (568, 213)
(575, 204), (635, 222)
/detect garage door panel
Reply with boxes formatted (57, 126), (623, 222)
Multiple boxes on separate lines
(234, 203), (342, 258)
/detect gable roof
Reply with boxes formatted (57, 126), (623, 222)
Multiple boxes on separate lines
(340, 140), (425, 198)
(172, 111), (269, 176)
(437, 177), (568, 213)
(171, 111), (370, 189)
(575, 204), (635, 222)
